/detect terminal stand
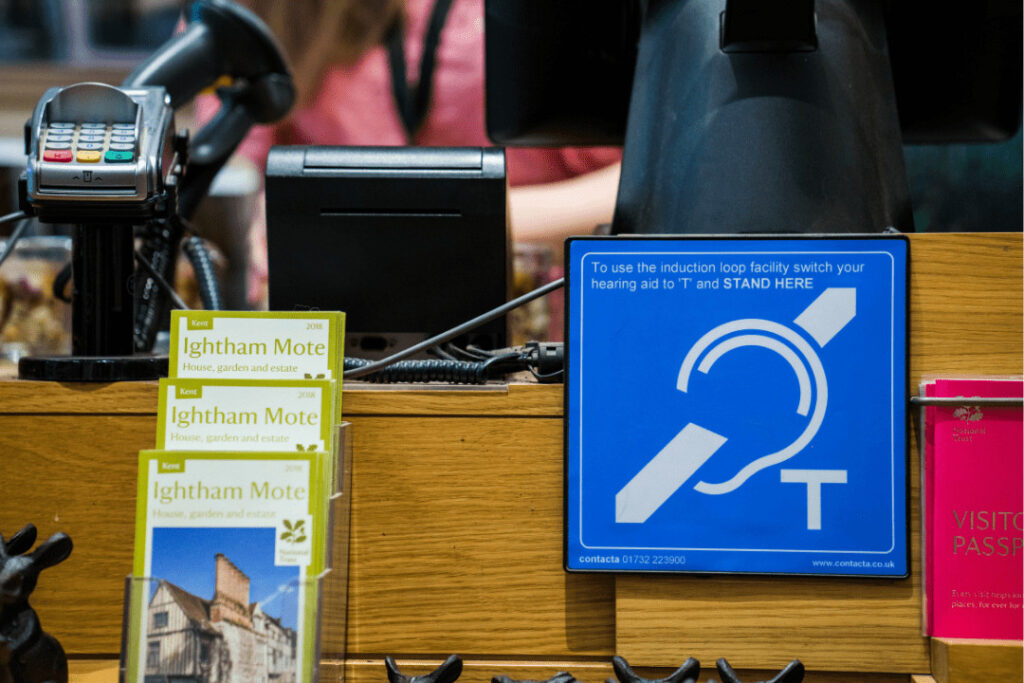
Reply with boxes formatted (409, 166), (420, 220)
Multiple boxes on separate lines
(18, 224), (168, 382)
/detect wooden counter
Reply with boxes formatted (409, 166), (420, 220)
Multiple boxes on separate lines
(1, 233), (1020, 683)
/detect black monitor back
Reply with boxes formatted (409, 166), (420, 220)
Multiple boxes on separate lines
(485, 0), (1020, 237)
(266, 146), (509, 357)
(484, 0), (639, 145)
(485, 0), (1022, 146)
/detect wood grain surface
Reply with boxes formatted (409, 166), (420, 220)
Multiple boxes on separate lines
(337, 416), (614, 658)
(341, 383), (563, 417)
(68, 659), (121, 683)
(0, 233), (1019, 680)
(0, 415), (154, 654)
(0, 375), (160, 414)
(907, 233), (1022, 379)
(615, 572), (929, 672)
(930, 638), (1024, 683)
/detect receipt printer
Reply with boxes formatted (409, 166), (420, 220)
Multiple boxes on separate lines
(266, 146), (509, 356)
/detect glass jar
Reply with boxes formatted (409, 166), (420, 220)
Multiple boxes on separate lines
(0, 236), (72, 362)
(510, 242), (555, 346)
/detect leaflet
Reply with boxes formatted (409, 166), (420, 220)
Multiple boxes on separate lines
(169, 310), (344, 380)
(156, 378), (335, 453)
(125, 450), (330, 683)
(168, 310), (345, 419)
(923, 378), (1023, 639)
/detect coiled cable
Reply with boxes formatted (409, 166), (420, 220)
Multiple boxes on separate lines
(344, 277), (564, 380)
(344, 352), (521, 384)
(182, 235), (223, 311)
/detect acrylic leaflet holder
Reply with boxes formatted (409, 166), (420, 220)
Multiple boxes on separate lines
(916, 379), (1023, 641)
(119, 572), (331, 683)
(119, 423), (354, 683)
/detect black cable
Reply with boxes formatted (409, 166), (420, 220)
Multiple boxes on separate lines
(478, 351), (524, 379)
(429, 345), (458, 361)
(134, 218), (182, 351)
(523, 341), (564, 384)
(0, 211), (27, 227)
(528, 366), (564, 383)
(343, 351), (522, 384)
(134, 249), (190, 312)
(446, 343), (489, 361)
(52, 263), (72, 303)
(0, 218), (31, 271)
(345, 357), (481, 384)
(464, 344), (497, 359)
(181, 235), (223, 310)
(344, 343), (566, 384)
(343, 277), (564, 380)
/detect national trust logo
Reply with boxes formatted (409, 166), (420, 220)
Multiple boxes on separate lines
(279, 519), (307, 545)
(953, 406), (984, 422)
(952, 405), (986, 444)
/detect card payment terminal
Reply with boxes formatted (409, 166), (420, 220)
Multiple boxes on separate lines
(24, 82), (180, 223)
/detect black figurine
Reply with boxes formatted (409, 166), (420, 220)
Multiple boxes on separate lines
(494, 672), (577, 683)
(386, 654), (464, 683)
(606, 655), (700, 683)
(716, 658), (804, 683)
(0, 525), (73, 683)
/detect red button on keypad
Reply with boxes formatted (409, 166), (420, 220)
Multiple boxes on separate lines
(43, 150), (73, 162)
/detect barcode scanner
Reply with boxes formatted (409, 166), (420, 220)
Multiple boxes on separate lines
(124, 0), (295, 219)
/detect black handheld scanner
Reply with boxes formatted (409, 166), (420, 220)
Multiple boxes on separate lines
(124, 0), (295, 219)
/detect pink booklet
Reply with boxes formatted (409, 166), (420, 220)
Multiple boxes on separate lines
(925, 378), (1023, 639)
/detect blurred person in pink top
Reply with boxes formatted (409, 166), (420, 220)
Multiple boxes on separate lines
(199, 0), (621, 306)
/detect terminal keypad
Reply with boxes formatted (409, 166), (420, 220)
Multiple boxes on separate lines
(40, 122), (136, 164)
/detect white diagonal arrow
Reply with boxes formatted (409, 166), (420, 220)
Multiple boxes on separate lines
(794, 288), (856, 346)
(615, 423), (727, 523)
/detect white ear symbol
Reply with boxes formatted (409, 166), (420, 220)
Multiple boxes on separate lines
(615, 288), (855, 524)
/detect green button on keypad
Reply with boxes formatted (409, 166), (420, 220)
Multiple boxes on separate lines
(104, 150), (134, 163)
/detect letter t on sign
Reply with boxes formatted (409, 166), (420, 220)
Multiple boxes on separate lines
(780, 469), (848, 530)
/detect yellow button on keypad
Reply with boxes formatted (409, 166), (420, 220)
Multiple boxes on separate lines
(76, 150), (102, 163)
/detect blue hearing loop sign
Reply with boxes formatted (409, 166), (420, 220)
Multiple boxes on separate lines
(564, 236), (908, 577)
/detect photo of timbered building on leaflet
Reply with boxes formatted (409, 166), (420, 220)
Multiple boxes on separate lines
(145, 553), (296, 683)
